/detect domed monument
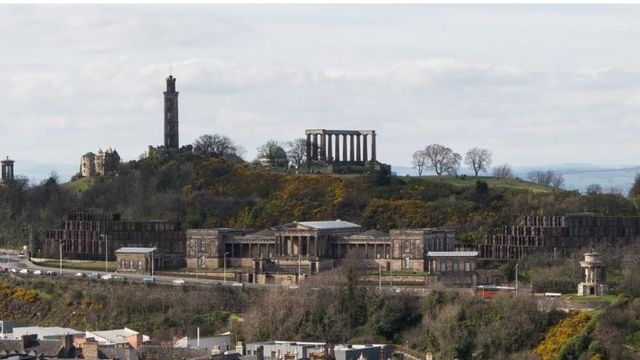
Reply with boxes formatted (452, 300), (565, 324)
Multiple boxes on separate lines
(577, 249), (607, 296)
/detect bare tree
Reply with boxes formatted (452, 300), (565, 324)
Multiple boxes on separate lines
(464, 147), (492, 176)
(285, 138), (307, 169)
(528, 170), (564, 188)
(412, 150), (428, 176)
(492, 164), (514, 179)
(423, 144), (461, 176)
(586, 184), (603, 195)
(193, 134), (241, 160)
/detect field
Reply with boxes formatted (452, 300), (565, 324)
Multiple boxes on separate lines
(34, 259), (116, 272)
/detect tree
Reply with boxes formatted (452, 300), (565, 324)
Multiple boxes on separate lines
(586, 184), (603, 195)
(412, 150), (428, 176)
(257, 140), (288, 168)
(285, 138), (307, 169)
(629, 173), (640, 199)
(492, 164), (514, 179)
(464, 147), (492, 176)
(193, 134), (242, 160)
(528, 170), (564, 188)
(422, 144), (461, 176)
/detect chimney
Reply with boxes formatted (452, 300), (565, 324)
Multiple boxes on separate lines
(21, 334), (37, 349)
(83, 338), (99, 359)
(126, 333), (143, 349)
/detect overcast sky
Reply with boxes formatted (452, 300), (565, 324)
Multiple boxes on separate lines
(2, 5), (640, 178)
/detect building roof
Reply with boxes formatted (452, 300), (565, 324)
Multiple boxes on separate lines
(243, 229), (275, 238)
(427, 251), (479, 257)
(295, 220), (361, 230)
(12, 326), (84, 339)
(114, 247), (157, 254)
(86, 328), (149, 345)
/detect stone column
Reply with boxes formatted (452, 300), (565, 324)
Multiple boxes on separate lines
(371, 131), (376, 162)
(363, 134), (368, 162)
(342, 134), (348, 162)
(306, 134), (312, 166)
(356, 135), (361, 162)
(349, 134), (355, 162)
(327, 133), (333, 162)
(335, 135), (340, 162)
(312, 134), (319, 160)
(319, 133), (326, 161)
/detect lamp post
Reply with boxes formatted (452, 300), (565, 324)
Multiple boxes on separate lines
(59, 241), (63, 276)
(151, 249), (154, 280)
(100, 234), (108, 273)
(298, 252), (301, 284)
(378, 263), (382, 291)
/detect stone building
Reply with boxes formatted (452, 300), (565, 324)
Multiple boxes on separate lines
(41, 211), (185, 268)
(80, 148), (120, 177)
(148, 75), (192, 157)
(577, 250), (607, 296)
(476, 213), (640, 261)
(185, 220), (457, 284)
(426, 251), (479, 286)
(305, 129), (390, 174)
(1, 156), (14, 182)
(115, 247), (159, 274)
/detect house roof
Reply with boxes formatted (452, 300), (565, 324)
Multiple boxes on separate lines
(114, 247), (157, 254)
(12, 326), (84, 339)
(427, 251), (479, 257)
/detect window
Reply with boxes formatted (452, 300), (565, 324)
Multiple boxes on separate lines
(453, 262), (459, 272)
(464, 262), (471, 272)
(138, 260), (142, 269)
(439, 262), (446, 272)
(402, 239), (411, 253)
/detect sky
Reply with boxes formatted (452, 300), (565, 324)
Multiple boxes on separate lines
(2, 5), (640, 181)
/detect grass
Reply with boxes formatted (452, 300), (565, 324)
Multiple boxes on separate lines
(63, 177), (93, 193)
(565, 294), (619, 304)
(34, 260), (116, 272)
(413, 175), (554, 193)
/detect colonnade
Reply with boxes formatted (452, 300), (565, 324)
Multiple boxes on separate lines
(305, 130), (376, 164)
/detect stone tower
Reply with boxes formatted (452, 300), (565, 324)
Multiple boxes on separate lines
(577, 250), (607, 296)
(1, 157), (14, 182)
(164, 75), (179, 151)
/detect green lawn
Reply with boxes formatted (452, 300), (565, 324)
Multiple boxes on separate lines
(566, 294), (619, 304)
(411, 175), (554, 194)
(34, 260), (116, 272)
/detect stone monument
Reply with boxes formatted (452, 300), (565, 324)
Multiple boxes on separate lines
(577, 249), (607, 296)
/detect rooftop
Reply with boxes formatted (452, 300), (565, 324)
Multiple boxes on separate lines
(296, 220), (361, 230)
(86, 327), (148, 345)
(12, 326), (84, 339)
(114, 247), (157, 254)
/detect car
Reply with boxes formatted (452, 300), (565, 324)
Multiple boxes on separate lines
(172, 278), (186, 286)
(112, 275), (126, 281)
(142, 277), (155, 284)
(288, 284), (299, 290)
(18, 269), (30, 275)
(101, 274), (114, 280)
(231, 282), (244, 288)
(17, 254), (25, 259)
(45, 271), (58, 276)
(33, 270), (42, 276)
(86, 272), (99, 280)
(9, 268), (17, 273)
(74, 272), (84, 278)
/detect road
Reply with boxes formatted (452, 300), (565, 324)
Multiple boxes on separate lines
(0, 255), (435, 295)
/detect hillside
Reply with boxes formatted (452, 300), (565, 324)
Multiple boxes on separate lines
(0, 155), (637, 249)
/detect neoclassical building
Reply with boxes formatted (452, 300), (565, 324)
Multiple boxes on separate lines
(186, 220), (457, 282)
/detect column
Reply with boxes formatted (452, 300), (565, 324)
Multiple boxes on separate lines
(342, 134), (348, 162)
(335, 135), (340, 162)
(356, 135), (361, 162)
(349, 134), (355, 162)
(306, 134), (312, 167)
(363, 134), (368, 162)
(312, 134), (319, 160)
(306, 236), (310, 256)
(298, 237), (302, 256)
(327, 133), (333, 162)
(371, 131), (376, 162)
(319, 133), (326, 161)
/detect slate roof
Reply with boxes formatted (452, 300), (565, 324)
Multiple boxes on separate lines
(296, 220), (361, 230)
(426, 251), (479, 257)
(114, 247), (157, 254)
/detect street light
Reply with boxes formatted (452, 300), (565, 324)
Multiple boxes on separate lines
(59, 241), (63, 276)
(378, 263), (382, 291)
(100, 234), (108, 273)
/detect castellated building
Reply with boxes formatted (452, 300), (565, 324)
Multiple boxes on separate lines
(80, 148), (120, 177)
